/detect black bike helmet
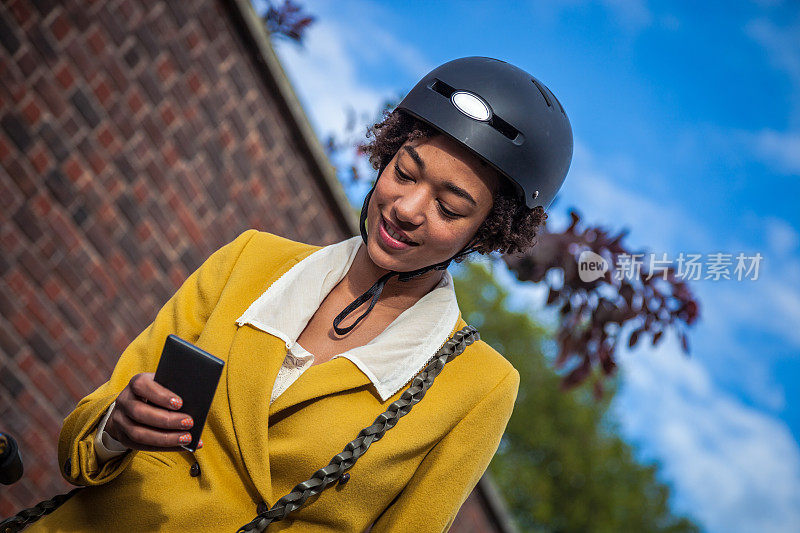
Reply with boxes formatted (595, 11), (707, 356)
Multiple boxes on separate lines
(333, 56), (573, 335)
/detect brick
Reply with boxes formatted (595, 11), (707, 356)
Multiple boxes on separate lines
(12, 202), (44, 242)
(0, 287), (16, 318)
(85, 221), (112, 254)
(40, 121), (69, 162)
(55, 63), (76, 90)
(109, 100), (135, 138)
(159, 103), (177, 128)
(115, 191), (140, 226)
(0, 252), (9, 276)
(18, 247), (49, 282)
(0, 135), (10, 161)
(21, 99), (42, 126)
(187, 71), (203, 95)
(117, 228), (140, 263)
(1, 113), (32, 151)
(96, 4), (126, 48)
(168, 39), (191, 72)
(180, 247), (200, 272)
(29, 145), (50, 174)
(33, 77), (67, 117)
(70, 204), (88, 227)
(8, 0), (33, 27)
(103, 57), (128, 93)
(45, 169), (75, 208)
(42, 278), (62, 301)
(0, 366), (24, 398)
(137, 68), (161, 106)
(0, 11), (21, 55)
(166, 1), (188, 26)
(31, 193), (53, 216)
(173, 125), (194, 159)
(141, 114), (164, 145)
(54, 254), (82, 292)
(30, 0), (57, 17)
(67, 3), (90, 32)
(123, 45), (140, 69)
(10, 311), (33, 338)
(62, 157), (85, 183)
(126, 89), (144, 114)
(70, 88), (101, 129)
(49, 12), (72, 42)
(97, 126), (115, 150)
(92, 78), (113, 107)
(53, 359), (87, 402)
(87, 27), (106, 56)
(48, 211), (81, 252)
(134, 22), (159, 59)
(161, 142), (179, 168)
(0, 320), (22, 358)
(65, 36), (93, 77)
(56, 297), (84, 330)
(61, 116), (80, 139)
(156, 56), (175, 83)
(27, 24), (57, 63)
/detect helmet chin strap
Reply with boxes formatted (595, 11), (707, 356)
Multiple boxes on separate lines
(332, 172), (480, 336)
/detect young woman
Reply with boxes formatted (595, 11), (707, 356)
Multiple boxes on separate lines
(14, 56), (572, 532)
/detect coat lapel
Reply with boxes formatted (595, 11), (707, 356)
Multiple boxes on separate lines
(226, 322), (286, 504)
(267, 356), (374, 419)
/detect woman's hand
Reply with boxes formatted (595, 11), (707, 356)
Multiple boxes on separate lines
(104, 372), (203, 452)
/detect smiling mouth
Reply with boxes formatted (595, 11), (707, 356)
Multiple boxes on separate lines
(381, 215), (418, 245)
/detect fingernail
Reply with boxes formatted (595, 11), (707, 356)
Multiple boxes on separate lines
(179, 433), (191, 444)
(198, 440), (204, 449)
(180, 417), (193, 429)
(169, 397), (182, 410)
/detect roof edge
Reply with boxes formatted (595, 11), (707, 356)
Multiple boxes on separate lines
(225, 0), (359, 237)
(477, 470), (521, 533)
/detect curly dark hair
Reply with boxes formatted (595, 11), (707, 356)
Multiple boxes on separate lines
(357, 109), (547, 261)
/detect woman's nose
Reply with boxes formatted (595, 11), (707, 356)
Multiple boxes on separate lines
(393, 193), (426, 227)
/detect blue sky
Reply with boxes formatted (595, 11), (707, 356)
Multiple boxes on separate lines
(260, 1), (800, 531)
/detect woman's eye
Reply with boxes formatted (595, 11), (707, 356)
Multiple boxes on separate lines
(395, 166), (413, 182)
(438, 203), (462, 219)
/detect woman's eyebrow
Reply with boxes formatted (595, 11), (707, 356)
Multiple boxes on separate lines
(443, 182), (477, 206)
(402, 145), (426, 171)
(401, 145), (477, 207)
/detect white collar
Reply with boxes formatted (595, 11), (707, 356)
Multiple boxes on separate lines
(235, 236), (460, 401)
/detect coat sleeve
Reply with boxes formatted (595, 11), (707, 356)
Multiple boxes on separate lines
(369, 366), (520, 533)
(57, 229), (259, 486)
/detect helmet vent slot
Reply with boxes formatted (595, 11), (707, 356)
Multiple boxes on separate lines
(530, 78), (552, 108)
(428, 78), (456, 98)
(531, 77), (566, 114)
(489, 114), (523, 144)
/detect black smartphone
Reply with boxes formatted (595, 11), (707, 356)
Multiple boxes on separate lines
(153, 334), (225, 452)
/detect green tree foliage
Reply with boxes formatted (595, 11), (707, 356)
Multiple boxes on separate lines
(453, 260), (700, 533)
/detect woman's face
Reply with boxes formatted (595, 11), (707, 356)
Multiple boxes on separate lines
(365, 135), (498, 274)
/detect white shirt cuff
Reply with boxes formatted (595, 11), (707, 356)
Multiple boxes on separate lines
(94, 401), (130, 464)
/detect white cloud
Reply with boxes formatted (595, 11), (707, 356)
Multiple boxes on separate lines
(614, 336), (800, 533)
(751, 129), (800, 175)
(271, 20), (386, 141)
(744, 16), (800, 128)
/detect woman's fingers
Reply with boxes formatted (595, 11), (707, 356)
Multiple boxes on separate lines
(111, 408), (194, 452)
(128, 372), (184, 411)
(118, 390), (194, 431)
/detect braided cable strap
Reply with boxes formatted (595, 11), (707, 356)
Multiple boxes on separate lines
(236, 325), (480, 533)
(0, 487), (83, 532)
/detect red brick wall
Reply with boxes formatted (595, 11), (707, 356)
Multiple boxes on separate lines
(0, 0), (352, 514)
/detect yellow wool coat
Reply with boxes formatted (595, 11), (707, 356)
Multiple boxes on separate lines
(29, 229), (520, 532)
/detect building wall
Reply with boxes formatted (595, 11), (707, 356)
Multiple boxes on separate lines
(0, 0), (352, 513)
